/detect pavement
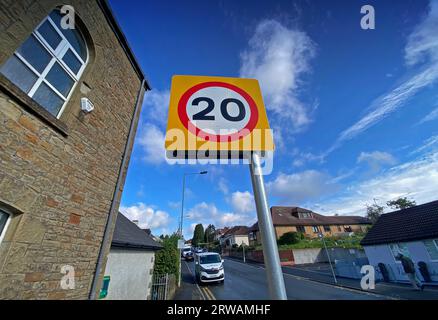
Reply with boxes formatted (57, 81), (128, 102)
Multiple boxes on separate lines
(174, 257), (394, 300)
(282, 262), (438, 300)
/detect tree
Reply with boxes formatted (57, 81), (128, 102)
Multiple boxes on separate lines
(387, 197), (416, 210)
(192, 223), (205, 247)
(278, 232), (301, 245)
(366, 204), (384, 224)
(154, 233), (180, 276)
(204, 224), (216, 244)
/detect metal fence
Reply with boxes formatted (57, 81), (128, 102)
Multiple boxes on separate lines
(151, 274), (169, 300)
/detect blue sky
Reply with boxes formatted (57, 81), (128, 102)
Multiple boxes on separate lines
(109, 0), (438, 238)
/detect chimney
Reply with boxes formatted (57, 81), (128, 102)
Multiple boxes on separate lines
(132, 220), (139, 226)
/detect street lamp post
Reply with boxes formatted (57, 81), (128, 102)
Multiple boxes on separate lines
(178, 170), (207, 287)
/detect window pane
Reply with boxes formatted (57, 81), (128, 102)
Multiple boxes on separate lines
(0, 209), (9, 237)
(32, 82), (64, 116)
(45, 62), (74, 97)
(37, 20), (62, 50)
(16, 35), (52, 74)
(50, 11), (87, 61)
(63, 49), (82, 74)
(424, 240), (438, 260)
(0, 55), (38, 93)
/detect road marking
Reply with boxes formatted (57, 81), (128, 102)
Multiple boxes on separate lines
(225, 257), (263, 269)
(225, 257), (397, 300)
(283, 266), (333, 276)
(202, 287), (216, 300)
(183, 261), (207, 300)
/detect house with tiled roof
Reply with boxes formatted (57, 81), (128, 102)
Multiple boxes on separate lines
(101, 213), (162, 300)
(214, 227), (230, 241)
(248, 206), (371, 246)
(361, 200), (438, 283)
(220, 226), (250, 248)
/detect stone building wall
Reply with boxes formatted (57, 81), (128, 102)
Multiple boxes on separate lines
(0, 0), (144, 299)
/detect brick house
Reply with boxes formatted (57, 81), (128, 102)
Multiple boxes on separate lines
(0, 0), (150, 299)
(248, 207), (371, 246)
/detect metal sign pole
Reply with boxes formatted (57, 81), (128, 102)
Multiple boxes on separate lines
(320, 233), (337, 284)
(249, 152), (287, 300)
(243, 244), (246, 263)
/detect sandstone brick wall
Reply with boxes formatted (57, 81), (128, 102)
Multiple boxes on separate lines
(0, 0), (143, 299)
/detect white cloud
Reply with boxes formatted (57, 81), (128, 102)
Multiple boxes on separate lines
(329, 66), (438, 153)
(218, 177), (229, 195)
(291, 151), (324, 167)
(240, 19), (316, 131)
(266, 170), (338, 203)
(185, 202), (255, 237)
(230, 191), (255, 214)
(405, 0), (438, 66)
(137, 123), (166, 164)
(417, 106), (438, 125)
(326, 1), (438, 155)
(168, 201), (181, 209)
(410, 134), (438, 155)
(120, 203), (170, 230)
(310, 151), (438, 216)
(357, 151), (397, 173)
(217, 213), (250, 226)
(186, 202), (219, 220)
(143, 89), (170, 126)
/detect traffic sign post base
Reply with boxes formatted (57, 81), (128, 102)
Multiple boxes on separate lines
(249, 152), (287, 300)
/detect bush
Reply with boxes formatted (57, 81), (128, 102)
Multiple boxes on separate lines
(278, 232), (301, 245)
(154, 234), (180, 277)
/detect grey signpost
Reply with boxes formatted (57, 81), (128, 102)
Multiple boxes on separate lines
(166, 76), (283, 299)
(249, 152), (287, 300)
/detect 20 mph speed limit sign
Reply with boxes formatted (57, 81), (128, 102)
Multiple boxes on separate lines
(165, 75), (274, 159)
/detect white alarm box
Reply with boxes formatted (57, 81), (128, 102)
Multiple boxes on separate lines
(81, 97), (94, 113)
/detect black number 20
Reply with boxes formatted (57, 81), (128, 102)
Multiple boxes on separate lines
(192, 97), (246, 122)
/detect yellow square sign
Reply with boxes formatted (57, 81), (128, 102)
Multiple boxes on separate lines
(165, 75), (274, 159)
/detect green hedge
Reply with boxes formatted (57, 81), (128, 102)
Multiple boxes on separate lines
(153, 234), (180, 277)
(254, 234), (365, 250)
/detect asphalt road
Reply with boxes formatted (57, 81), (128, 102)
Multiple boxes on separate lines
(177, 257), (390, 300)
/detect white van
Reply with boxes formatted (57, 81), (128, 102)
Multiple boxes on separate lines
(194, 252), (225, 284)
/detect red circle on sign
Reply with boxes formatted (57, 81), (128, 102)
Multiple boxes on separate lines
(178, 82), (259, 143)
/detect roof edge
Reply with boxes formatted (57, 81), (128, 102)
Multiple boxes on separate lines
(97, 0), (151, 90)
(111, 241), (162, 251)
(361, 234), (438, 247)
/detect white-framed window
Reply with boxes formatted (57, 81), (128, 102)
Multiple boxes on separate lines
(390, 243), (410, 261)
(300, 212), (312, 219)
(312, 226), (320, 233)
(0, 209), (11, 244)
(423, 239), (438, 261)
(0, 9), (88, 118)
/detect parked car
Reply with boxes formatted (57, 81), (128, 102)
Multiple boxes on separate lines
(194, 247), (203, 254)
(185, 251), (194, 261)
(194, 252), (225, 285)
(181, 247), (191, 258)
